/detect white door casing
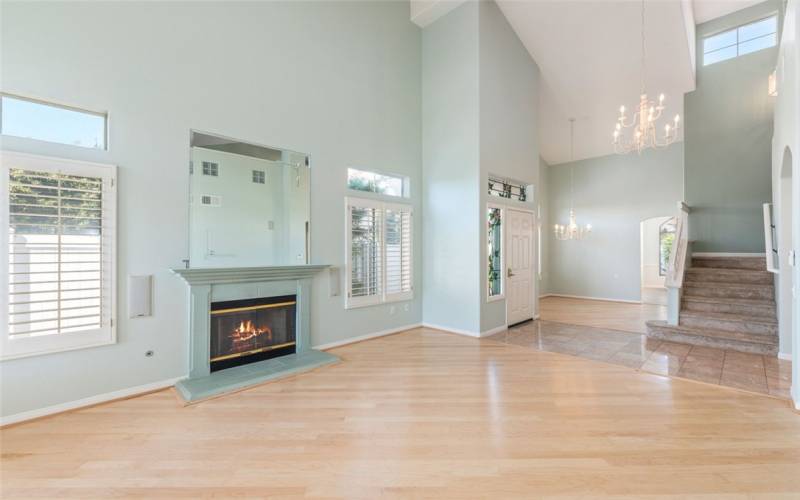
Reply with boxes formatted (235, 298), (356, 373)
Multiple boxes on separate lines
(506, 209), (534, 325)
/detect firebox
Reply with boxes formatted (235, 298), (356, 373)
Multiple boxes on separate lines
(209, 294), (297, 372)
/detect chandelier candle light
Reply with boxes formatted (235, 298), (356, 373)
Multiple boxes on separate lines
(613, 0), (680, 154)
(555, 118), (592, 241)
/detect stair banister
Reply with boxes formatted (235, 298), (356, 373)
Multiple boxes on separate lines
(665, 202), (691, 325)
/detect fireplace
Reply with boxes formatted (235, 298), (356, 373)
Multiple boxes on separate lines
(209, 294), (297, 372)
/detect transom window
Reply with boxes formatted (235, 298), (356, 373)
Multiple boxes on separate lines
(347, 168), (408, 198)
(0, 94), (107, 150)
(703, 15), (778, 66)
(488, 176), (530, 202)
(1, 152), (117, 360)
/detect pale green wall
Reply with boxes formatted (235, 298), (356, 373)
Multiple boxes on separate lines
(0, 1), (422, 418)
(421, 1), (481, 333)
(421, 0), (540, 334)
(686, 0), (779, 252)
(478, 0), (540, 332)
(539, 157), (551, 295)
(546, 146), (684, 302)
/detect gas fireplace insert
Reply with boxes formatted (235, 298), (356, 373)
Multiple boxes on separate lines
(209, 294), (297, 372)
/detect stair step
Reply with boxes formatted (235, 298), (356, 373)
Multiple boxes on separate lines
(646, 320), (778, 356)
(691, 256), (766, 271)
(685, 267), (773, 285)
(679, 310), (778, 336)
(684, 282), (774, 301)
(682, 296), (777, 319)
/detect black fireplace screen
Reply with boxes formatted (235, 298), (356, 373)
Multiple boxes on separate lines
(209, 295), (296, 372)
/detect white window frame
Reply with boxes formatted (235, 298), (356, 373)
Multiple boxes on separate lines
(345, 196), (413, 309)
(0, 93), (109, 151)
(702, 14), (778, 66)
(487, 203), (505, 303)
(346, 167), (410, 199)
(1, 151), (117, 360)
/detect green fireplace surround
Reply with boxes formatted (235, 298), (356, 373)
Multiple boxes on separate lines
(171, 265), (338, 402)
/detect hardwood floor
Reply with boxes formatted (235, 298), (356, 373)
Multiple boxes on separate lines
(3, 327), (800, 498)
(540, 295), (667, 334)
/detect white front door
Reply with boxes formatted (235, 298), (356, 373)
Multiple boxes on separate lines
(506, 209), (534, 326)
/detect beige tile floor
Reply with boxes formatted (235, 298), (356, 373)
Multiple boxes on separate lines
(489, 320), (793, 400)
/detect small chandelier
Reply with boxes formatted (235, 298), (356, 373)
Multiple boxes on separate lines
(555, 119), (591, 241)
(613, 0), (680, 154)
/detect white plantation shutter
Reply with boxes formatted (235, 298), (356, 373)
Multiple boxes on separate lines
(346, 198), (383, 308)
(1, 152), (116, 360)
(345, 197), (413, 308)
(385, 204), (412, 301)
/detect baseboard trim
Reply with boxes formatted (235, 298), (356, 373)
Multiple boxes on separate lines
(543, 293), (641, 305)
(0, 376), (186, 427)
(481, 324), (508, 337)
(692, 252), (767, 257)
(778, 352), (792, 361)
(422, 322), (482, 337)
(539, 294), (553, 299)
(314, 323), (422, 350)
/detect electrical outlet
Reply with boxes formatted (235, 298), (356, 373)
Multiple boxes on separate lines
(389, 305), (396, 315)
(404, 304), (409, 312)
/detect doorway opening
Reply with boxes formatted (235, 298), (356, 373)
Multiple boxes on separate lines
(640, 216), (675, 306)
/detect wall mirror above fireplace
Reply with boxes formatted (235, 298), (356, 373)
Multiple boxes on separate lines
(188, 131), (310, 268)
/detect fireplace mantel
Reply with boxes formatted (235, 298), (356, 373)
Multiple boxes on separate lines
(171, 265), (330, 285)
(171, 264), (337, 403)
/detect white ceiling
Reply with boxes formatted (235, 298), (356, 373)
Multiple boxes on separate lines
(692, 0), (764, 24)
(496, 0), (696, 164)
(410, 0), (768, 165)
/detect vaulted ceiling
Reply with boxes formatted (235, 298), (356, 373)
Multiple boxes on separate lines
(412, 0), (768, 165)
(496, 0), (696, 164)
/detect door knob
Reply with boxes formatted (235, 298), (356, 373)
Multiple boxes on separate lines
(507, 268), (515, 278)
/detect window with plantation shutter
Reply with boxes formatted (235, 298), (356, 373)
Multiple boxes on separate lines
(384, 204), (412, 302)
(345, 197), (412, 309)
(1, 152), (117, 360)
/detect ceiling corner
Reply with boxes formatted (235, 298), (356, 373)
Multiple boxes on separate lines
(410, 0), (468, 28)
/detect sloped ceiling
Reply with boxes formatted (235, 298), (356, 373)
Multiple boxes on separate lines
(496, 0), (696, 164)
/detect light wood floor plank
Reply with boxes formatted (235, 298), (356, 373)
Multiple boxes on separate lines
(2, 328), (799, 498)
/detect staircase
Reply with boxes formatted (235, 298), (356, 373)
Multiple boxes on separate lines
(646, 256), (778, 355)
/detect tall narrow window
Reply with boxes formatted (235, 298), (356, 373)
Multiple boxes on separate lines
(1, 152), (117, 360)
(487, 206), (503, 299)
(345, 197), (412, 308)
(659, 217), (677, 276)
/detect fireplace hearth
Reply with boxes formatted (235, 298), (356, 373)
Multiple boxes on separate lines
(172, 265), (338, 403)
(210, 295), (296, 372)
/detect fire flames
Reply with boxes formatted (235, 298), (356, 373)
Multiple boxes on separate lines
(230, 320), (272, 345)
